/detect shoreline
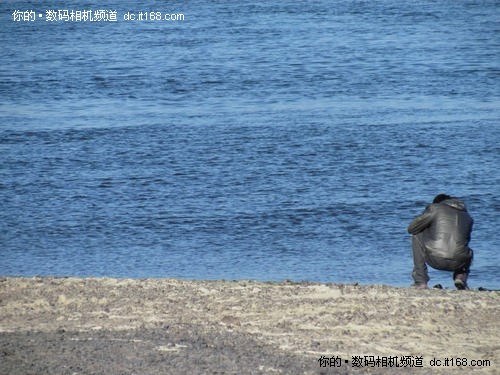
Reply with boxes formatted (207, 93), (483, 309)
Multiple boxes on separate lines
(1, 277), (499, 374)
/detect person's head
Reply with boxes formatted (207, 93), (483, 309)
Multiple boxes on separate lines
(433, 193), (452, 204)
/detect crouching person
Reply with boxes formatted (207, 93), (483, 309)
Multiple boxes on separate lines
(408, 194), (474, 290)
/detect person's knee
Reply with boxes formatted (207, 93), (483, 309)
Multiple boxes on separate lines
(412, 235), (425, 252)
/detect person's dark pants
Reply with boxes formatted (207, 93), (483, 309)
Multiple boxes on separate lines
(411, 234), (473, 285)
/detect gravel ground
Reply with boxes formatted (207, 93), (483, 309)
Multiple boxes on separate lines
(1, 277), (498, 375)
(1, 324), (324, 375)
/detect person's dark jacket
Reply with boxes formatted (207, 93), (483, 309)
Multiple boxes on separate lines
(407, 198), (473, 259)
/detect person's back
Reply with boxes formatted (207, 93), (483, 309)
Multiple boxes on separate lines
(416, 198), (473, 258)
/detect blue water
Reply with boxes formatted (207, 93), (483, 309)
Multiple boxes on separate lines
(1, 0), (499, 289)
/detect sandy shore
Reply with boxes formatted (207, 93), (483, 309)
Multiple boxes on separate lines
(0, 277), (498, 374)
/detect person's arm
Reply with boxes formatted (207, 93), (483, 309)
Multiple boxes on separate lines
(407, 205), (434, 235)
(467, 216), (474, 242)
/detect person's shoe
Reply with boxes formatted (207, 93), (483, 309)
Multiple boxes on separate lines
(411, 282), (428, 289)
(454, 272), (468, 290)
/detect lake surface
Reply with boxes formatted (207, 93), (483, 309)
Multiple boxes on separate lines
(1, 0), (499, 289)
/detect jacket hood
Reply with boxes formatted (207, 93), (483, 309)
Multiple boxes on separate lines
(441, 198), (467, 211)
